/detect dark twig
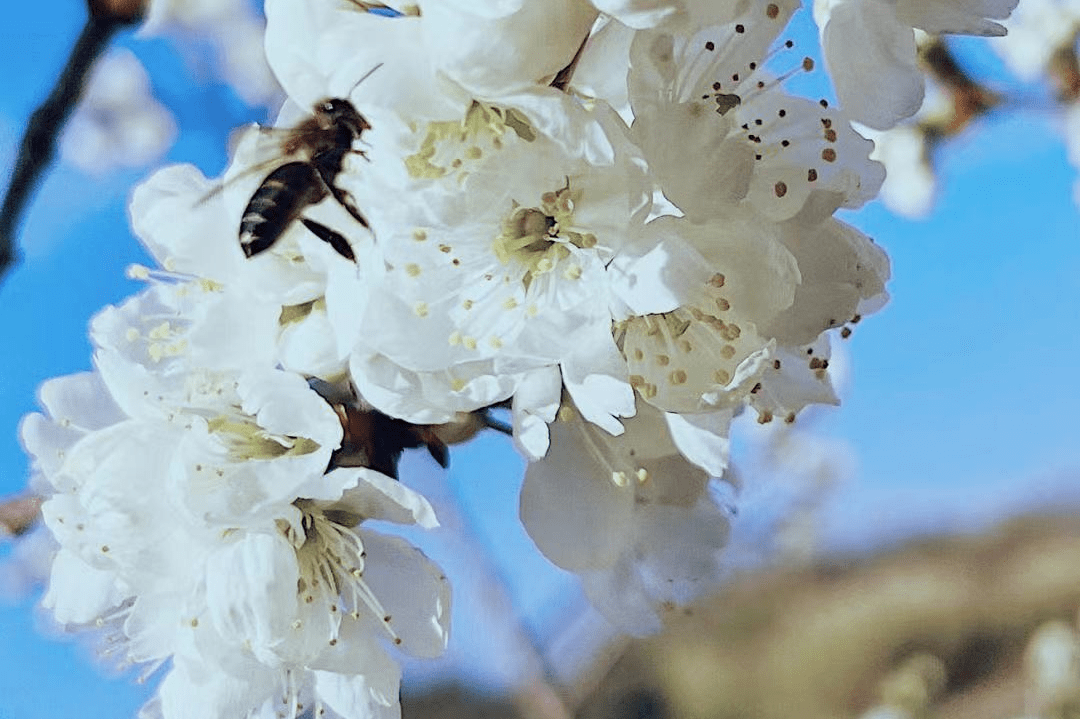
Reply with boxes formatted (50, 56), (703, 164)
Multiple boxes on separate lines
(1047, 30), (1080, 103)
(919, 39), (999, 140)
(0, 7), (139, 284)
(480, 410), (513, 437)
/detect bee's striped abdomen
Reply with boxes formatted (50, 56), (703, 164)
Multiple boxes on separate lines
(239, 162), (327, 258)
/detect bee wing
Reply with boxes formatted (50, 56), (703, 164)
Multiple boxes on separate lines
(195, 157), (284, 207)
(194, 124), (333, 207)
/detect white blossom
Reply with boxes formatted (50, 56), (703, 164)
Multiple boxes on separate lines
(519, 400), (732, 633)
(627, 4), (884, 222)
(16, 0), (916, 704)
(340, 94), (649, 434)
(140, 0), (281, 107)
(27, 358), (448, 719)
(992, 0), (1080, 80)
(815, 0), (1018, 129)
(61, 49), (177, 174)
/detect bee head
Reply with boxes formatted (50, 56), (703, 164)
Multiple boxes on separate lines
(315, 98), (372, 137)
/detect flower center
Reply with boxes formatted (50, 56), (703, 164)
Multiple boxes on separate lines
(492, 183), (597, 288)
(287, 505), (399, 642)
(205, 415), (319, 462)
(405, 101), (536, 181)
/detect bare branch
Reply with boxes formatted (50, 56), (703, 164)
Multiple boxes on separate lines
(919, 39), (999, 140)
(1048, 30), (1080, 103)
(479, 411), (513, 437)
(0, 0), (144, 284)
(88, 0), (145, 21)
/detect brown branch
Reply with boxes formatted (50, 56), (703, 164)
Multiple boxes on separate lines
(0, 0), (143, 284)
(478, 411), (513, 437)
(1047, 30), (1080, 103)
(919, 39), (999, 140)
(0, 494), (42, 538)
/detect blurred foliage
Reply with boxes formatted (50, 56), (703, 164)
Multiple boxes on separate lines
(406, 514), (1080, 719)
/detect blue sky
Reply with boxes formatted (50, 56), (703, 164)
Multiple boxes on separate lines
(1, 2), (1079, 718)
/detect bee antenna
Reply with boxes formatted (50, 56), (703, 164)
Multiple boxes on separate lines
(351, 63), (384, 95)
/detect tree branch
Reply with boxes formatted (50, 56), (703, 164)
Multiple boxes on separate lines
(0, 1), (142, 284)
(919, 39), (998, 140)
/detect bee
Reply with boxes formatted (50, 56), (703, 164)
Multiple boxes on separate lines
(328, 403), (514, 478)
(330, 402), (451, 478)
(239, 67), (383, 261)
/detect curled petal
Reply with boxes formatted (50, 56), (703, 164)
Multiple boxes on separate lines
(897, 0), (1018, 34)
(819, 0), (924, 129)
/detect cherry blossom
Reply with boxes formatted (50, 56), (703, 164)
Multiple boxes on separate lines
(9, 0), (941, 713)
(815, 0), (1018, 129)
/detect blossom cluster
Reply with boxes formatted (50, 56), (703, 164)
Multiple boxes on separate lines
(20, 0), (1017, 717)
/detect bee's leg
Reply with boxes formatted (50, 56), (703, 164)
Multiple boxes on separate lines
(312, 149), (372, 231)
(331, 184), (372, 231)
(415, 428), (450, 469)
(300, 218), (356, 261)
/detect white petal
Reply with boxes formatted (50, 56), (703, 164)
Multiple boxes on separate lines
(205, 532), (299, 663)
(609, 237), (705, 317)
(124, 591), (188, 662)
(760, 217), (891, 345)
(37, 372), (124, 432)
(749, 337), (840, 419)
(351, 351), (525, 424)
(511, 366), (563, 460)
(820, 0), (924, 129)
(186, 289), (280, 372)
(237, 368), (343, 451)
(42, 549), (121, 624)
(158, 655), (276, 719)
(897, 0), (1018, 34)
(571, 19), (635, 111)
(519, 414), (637, 571)
(591, 0), (680, 27)
(633, 494), (731, 597)
(579, 563), (663, 636)
(129, 164), (243, 277)
(355, 530), (451, 658)
(20, 413), (84, 484)
(315, 664), (401, 719)
(418, 0), (598, 96)
(562, 328), (635, 436)
(336, 468), (440, 529)
(664, 410), (734, 477)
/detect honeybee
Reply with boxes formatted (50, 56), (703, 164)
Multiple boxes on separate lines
(237, 95), (373, 262)
(330, 402), (451, 478)
(307, 371), (510, 477)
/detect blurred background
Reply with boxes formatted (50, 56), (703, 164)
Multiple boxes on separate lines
(1, 2), (1079, 718)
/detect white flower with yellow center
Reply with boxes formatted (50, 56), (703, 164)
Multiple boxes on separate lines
(615, 212), (801, 414)
(27, 359), (447, 719)
(152, 468), (449, 719)
(343, 94), (652, 434)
